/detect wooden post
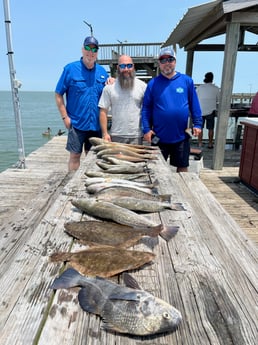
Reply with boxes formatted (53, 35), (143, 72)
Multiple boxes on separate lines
(212, 22), (240, 170)
(185, 50), (194, 76)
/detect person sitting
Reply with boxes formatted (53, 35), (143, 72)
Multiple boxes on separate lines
(57, 129), (65, 136)
(42, 127), (51, 136)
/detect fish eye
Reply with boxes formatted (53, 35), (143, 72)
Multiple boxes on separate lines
(163, 311), (171, 319)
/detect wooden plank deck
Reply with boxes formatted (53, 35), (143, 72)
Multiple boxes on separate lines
(0, 138), (257, 345)
(199, 145), (258, 244)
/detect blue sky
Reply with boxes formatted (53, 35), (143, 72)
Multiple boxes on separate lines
(0, 0), (257, 93)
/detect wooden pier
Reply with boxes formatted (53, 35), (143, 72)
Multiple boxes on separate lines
(0, 137), (257, 345)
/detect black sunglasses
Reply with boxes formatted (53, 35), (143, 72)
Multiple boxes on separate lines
(159, 57), (175, 64)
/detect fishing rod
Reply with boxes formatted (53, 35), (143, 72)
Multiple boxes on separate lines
(83, 20), (93, 36)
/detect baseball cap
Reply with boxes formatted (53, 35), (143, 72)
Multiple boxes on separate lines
(83, 36), (99, 48)
(159, 47), (176, 59)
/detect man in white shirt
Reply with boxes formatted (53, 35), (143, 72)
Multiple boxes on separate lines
(196, 72), (220, 148)
(98, 55), (147, 144)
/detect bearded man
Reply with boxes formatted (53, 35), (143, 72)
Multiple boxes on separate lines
(98, 55), (147, 144)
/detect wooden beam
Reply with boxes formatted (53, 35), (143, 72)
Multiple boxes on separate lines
(231, 12), (258, 25)
(192, 43), (258, 52)
(212, 22), (240, 170)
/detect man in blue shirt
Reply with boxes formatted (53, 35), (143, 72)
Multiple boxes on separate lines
(55, 36), (109, 171)
(142, 47), (202, 172)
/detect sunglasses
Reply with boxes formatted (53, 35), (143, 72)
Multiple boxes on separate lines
(84, 45), (98, 53)
(119, 63), (133, 69)
(159, 57), (175, 64)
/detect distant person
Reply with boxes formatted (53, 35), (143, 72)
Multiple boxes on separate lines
(57, 129), (65, 136)
(55, 36), (113, 171)
(248, 92), (258, 114)
(141, 47), (202, 172)
(98, 55), (147, 144)
(42, 127), (51, 136)
(196, 72), (220, 149)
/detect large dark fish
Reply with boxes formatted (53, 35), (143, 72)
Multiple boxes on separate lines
(49, 247), (155, 277)
(71, 198), (179, 241)
(104, 196), (186, 212)
(64, 220), (163, 248)
(95, 185), (172, 202)
(50, 268), (182, 335)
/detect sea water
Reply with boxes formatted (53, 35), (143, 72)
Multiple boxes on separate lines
(0, 91), (66, 172)
(0, 90), (250, 173)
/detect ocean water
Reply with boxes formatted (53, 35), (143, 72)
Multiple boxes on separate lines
(0, 90), (252, 173)
(0, 91), (66, 172)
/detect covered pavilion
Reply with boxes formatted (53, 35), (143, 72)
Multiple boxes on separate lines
(163, 0), (258, 169)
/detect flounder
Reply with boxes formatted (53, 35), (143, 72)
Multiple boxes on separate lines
(50, 247), (155, 277)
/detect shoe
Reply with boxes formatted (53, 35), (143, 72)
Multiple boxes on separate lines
(208, 145), (214, 149)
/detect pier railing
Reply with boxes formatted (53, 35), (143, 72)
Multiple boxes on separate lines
(97, 42), (163, 65)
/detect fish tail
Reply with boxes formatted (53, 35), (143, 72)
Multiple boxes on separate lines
(170, 203), (187, 211)
(50, 268), (83, 290)
(159, 226), (179, 241)
(148, 224), (163, 237)
(49, 252), (71, 262)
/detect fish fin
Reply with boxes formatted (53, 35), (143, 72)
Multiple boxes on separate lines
(123, 272), (142, 290)
(109, 291), (141, 302)
(159, 226), (179, 241)
(170, 203), (187, 211)
(50, 268), (83, 290)
(78, 286), (103, 315)
(152, 179), (159, 187)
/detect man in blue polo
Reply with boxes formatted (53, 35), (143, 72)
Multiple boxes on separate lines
(55, 36), (109, 171)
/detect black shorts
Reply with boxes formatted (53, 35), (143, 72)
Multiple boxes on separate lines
(202, 112), (215, 130)
(157, 138), (190, 168)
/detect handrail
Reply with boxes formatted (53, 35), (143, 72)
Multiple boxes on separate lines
(97, 42), (163, 61)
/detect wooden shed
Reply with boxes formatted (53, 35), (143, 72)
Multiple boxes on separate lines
(163, 0), (258, 169)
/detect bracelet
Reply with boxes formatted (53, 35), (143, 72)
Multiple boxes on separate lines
(62, 116), (67, 120)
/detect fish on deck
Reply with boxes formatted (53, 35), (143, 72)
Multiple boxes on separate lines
(102, 196), (186, 212)
(50, 268), (182, 336)
(95, 185), (172, 202)
(84, 169), (149, 180)
(96, 160), (151, 174)
(49, 246), (155, 277)
(71, 198), (179, 241)
(64, 220), (163, 248)
(89, 137), (157, 150)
